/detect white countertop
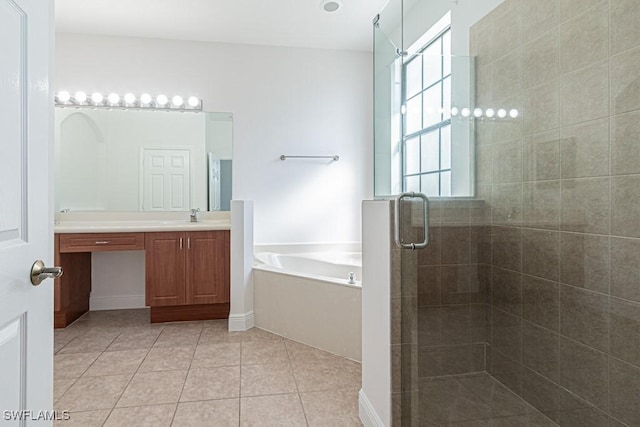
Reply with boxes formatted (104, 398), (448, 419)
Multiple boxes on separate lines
(54, 211), (231, 233)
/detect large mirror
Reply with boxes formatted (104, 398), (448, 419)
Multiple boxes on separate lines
(55, 109), (232, 212)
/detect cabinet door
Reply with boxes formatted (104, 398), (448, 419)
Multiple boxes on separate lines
(145, 232), (186, 306)
(186, 230), (230, 304)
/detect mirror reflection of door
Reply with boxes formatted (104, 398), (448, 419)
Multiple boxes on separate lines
(141, 149), (191, 211)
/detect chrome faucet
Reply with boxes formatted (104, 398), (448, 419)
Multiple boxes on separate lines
(190, 208), (200, 222)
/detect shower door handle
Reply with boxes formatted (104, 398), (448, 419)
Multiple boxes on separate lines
(394, 192), (430, 250)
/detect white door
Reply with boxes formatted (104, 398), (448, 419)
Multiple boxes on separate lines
(142, 149), (191, 211)
(0, 0), (55, 425)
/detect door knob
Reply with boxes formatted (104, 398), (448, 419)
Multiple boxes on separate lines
(30, 260), (63, 286)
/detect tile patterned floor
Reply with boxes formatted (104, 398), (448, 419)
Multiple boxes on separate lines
(53, 309), (362, 427)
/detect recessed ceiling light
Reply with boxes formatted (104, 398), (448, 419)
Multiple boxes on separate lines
(321, 0), (342, 12)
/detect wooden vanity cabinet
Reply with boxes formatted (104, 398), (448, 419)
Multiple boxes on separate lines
(54, 229), (230, 327)
(145, 230), (230, 322)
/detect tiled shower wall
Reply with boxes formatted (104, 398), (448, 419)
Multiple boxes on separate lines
(469, 0), (640, 425)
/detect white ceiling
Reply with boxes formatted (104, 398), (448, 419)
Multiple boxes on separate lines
(55, 0), (389, 52)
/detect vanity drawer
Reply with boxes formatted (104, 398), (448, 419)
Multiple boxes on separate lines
(59, 233), (145, 253)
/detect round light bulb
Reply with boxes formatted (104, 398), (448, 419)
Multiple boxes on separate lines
(509, 109), (519, 119)
(172, 95), (184, 107)
(450, 107), (459, 116)
(74, 91), (87, 103)
(485, 108), (495, 118)
(187, 96), (200, 108)
(473, 108), (483, 118)
(124, 93), (136, 104)
(156, 94), (168, 106)
(461, 107), (471, 117)
(140, 93), (152, 105)
(497, 109), (507, 118)
(57, 91), (71, 103)
(91, 92), (104, 104)
(107, 93), (120, 105)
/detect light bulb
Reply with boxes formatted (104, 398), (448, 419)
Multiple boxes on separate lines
(57, 91), (71, 103)
(473, 108), (483, 118)
(107, 93), (120, 105)
(74, 91), (87, 103)
(461, 107), (471, 117)
(91, 92), (104, 104)
(172, 95), (184, 107)
(450, 107), (459, 116)
(509, 109), (519, 118)
(124, 93), (136, 104)
(187, 96), (200, 108)
(497, 109), (507, 118)
(485, 108), (495, 118)
(140, 93), (152, 105)
(156, 94), (168, 106)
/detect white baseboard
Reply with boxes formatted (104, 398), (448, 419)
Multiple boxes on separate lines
(228, 311), (255, 331)
(90, 295), (146, 311)
(359, 389), (385, 427)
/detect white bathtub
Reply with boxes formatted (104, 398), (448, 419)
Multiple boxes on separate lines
(253, 245), (362, 361)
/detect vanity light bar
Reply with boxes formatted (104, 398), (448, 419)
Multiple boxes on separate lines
(54, 91), (203, 112)
(450, 106), (519, 120)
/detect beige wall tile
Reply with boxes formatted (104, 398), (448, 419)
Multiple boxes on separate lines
(523, 130), (561, 181)
(559, 338), (609, 412)
(611, 47), (640, 115)
(524, 80), (560, 135)
(559, 2), (609, 73)
(522, 275), (560, 332)
(492, 183), (523, 227)
(560, 285), (609, 352)
(559, 0), (604, 21)
(492, 226), (522, 271)
(521, 0), (560, 43)
(492, 267), (523, 316)
(610, 0), (640, 55)
(522, 322), (560, 382)
(521, 368), (560, 421)
(610, 357), (640, 424)
(560, 232), (610, 293)
(611, 111), (640, 175)
(611, 175), (640, 238)
(560, 118), (610, 178)
(523, 181), (561, 230)
(611, 237), (640, 302)
(492, 49), (523, 103)
(560, 59), (610, 125)
(523, 30), (560, 89)
(492, 308), (522, 361)
(493, 139), (523, 184)
(522, 229), (560, 281)
(560, 177), (610, 235)
(610, 298), (640, 367)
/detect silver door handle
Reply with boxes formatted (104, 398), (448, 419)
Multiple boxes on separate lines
(95, 241), (110, 244)
(180, 238), (183, 250)
(394, 192), (430, 250)
(30, 260), (63, 286)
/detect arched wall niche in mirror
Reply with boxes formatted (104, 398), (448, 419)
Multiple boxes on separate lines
(54, 108), (233, 212)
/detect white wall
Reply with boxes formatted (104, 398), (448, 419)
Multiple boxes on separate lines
(56, 34), (374, 244)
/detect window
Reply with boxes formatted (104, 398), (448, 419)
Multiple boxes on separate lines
(402, 23), (452, 197)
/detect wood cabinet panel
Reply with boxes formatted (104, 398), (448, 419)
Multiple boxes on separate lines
(186, 230), (230, 305)
(59, 232), (144, 253)
(145, 232), (186, 307)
